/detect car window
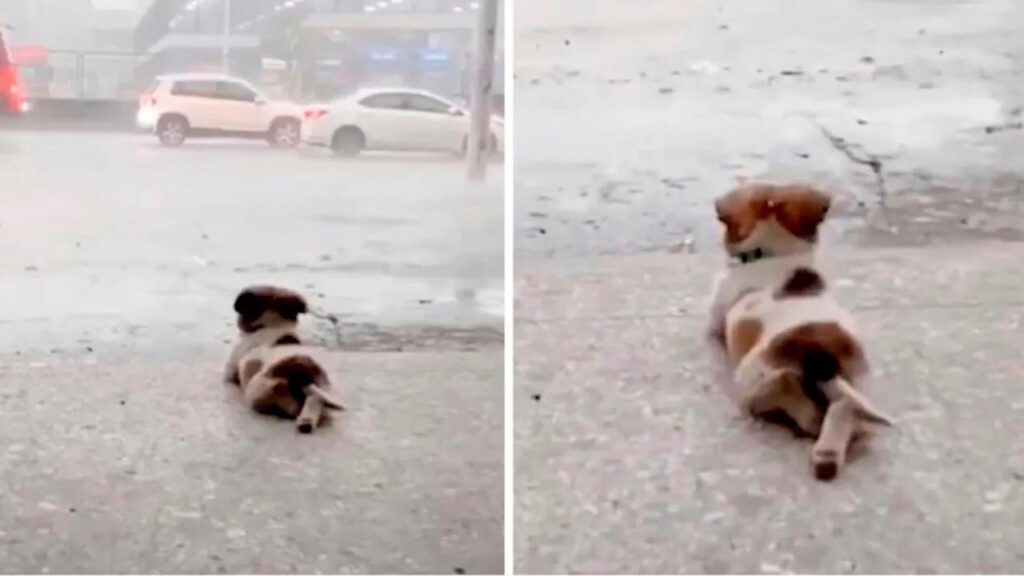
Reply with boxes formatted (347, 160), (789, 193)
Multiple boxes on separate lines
(217, 81), (257, 103)
(405, 94), (452, 115)
(170, 80), (218, 98)
(359, 93), (406, 110)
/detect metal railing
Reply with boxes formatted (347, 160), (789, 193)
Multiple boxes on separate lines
(33, 50), (144, 101)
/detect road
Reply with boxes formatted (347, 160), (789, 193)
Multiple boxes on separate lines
(515, 0), (1024, 259)
(514, 0), (1024, 572)
(0, 131), (503, 355)
(0, 131), (504, 573)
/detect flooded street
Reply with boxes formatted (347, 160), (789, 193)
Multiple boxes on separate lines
(0, 131), (503, 356)
(514, 0), (1024, 259)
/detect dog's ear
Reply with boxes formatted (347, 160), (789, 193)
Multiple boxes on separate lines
(715, 185), (773, 244)
(770, 185), (831, 240)
(234, 288), (267, 318)
(270, 291), (307, 320)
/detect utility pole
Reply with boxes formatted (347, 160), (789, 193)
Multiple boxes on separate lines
(466, 0), (498, 181)
(222, 0), (231, 73)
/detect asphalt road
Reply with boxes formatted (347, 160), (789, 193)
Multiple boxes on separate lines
(0, 131), (504, 573)
(0, 131), (504, 355)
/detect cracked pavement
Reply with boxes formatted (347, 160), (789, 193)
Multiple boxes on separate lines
(515, 0), (1024, 259)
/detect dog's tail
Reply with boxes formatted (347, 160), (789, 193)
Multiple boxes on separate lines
(269, 355), (345, 411)
(801, 348), (893, 426)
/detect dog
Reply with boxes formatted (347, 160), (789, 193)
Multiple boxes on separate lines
(705, 183), (892, 480)
(225, 285), (344, 433)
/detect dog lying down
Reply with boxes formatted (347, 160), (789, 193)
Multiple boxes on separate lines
(706, 183), (893, 480)
(224, 285), (344, 434)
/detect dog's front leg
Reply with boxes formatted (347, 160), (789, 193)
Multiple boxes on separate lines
(705, 272), (731, 345)
(704, 272), (739, 397)
(224, 360), (240, 384)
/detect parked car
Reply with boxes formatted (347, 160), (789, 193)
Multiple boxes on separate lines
(137, 73), (302, 147)
(0, 25), (28, 117)
(301, 87), (505, 157)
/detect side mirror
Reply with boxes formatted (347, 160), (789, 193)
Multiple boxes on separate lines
(449, 107), (465, 117)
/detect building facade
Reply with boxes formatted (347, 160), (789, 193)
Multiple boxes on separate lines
(134, 0), (503, 102)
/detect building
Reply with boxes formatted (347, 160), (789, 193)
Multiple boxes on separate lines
(0, 0), (149, 99)
(134, 0), (503, 101)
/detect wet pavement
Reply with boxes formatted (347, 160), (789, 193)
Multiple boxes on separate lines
(513, 0), (1024, 573)
(515, 244), (1024, 573)
(515, 0), (1024, 259)
(0, 131), (503, 356)
(0, 131), (504, 573)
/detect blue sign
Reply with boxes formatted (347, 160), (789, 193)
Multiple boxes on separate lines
(368, 47), (401, 62)
(421, 48), (451, 70)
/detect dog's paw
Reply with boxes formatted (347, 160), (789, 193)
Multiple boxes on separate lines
(297, 420), (314, 434)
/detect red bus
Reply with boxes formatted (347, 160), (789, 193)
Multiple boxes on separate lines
(0, 25), (27, 116)
(10, 45), (51, 99)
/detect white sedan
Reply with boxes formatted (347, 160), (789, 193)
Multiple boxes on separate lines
(301, 87), (504, 157)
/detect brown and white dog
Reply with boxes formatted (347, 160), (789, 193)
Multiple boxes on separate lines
(224, 285), (344, 434)
(706, 183), (892, 480)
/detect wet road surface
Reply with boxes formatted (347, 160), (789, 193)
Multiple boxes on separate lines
(515, 0), (1024, 259)
(0, 131), (504, 356)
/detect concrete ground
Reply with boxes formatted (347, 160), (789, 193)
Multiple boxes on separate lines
(3, 351), (502, 574)
(0, 131), (504, 573)
(514, 0), (1024, 572)
(515, 243), (1024, 574)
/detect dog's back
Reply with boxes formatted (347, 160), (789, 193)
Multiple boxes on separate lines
(227, 285), (344, 433)
(709, 183), (892, 480)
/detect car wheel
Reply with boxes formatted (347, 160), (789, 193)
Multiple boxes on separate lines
(269, 118), (300, 148)
(157, 115), (188, 147)
(331, 127), (365, 157)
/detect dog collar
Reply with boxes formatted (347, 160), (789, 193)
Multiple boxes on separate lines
(734, 247), (770, 265)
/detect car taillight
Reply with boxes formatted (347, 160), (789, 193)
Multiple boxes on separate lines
(304, 108), (327, 121)
(0, 64), (16, 91)
(140, 95), (157, 107)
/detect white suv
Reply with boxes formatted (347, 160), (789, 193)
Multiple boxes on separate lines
(137, 73), (302, 147)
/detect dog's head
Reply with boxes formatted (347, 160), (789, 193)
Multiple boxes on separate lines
(714, 184), (831, 257)
(233, 285), (308, 333)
